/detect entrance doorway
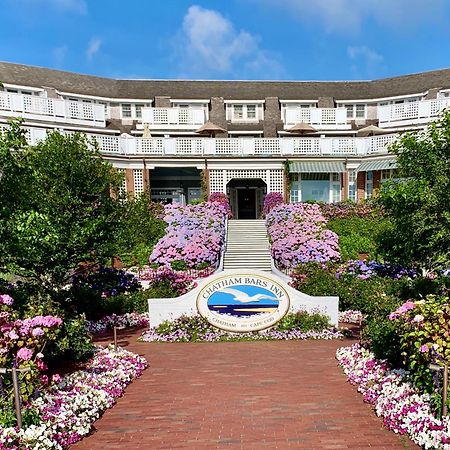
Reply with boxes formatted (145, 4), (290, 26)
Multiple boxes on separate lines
(227, 178), (267, 219)
(237, 189), (256, 219)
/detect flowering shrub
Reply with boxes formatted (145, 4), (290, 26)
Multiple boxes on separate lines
(139, 266), (196, 296)
(266, 203), (340, 270)
(150, 202), (227, 270)
(71, 267), (140, 298)
(0, 346), (147, 449)
(208, 192), (232, 218)
(140, 313), (343, 343)
(336, 343), (450, 449)
(336, 260), (418, 280)
(320, 201), (379, 220)
(338, 310), (364, 324)
(85, 312), (149, 334)
(0, 295), (62, 405)
(262, 192), (284, 217)
(389, 295), (450, 402)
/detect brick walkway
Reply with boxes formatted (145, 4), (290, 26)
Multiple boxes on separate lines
(73, 330), (417, 449)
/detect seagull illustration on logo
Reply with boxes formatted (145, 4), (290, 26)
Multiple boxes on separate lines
(220, 287), (278, 303)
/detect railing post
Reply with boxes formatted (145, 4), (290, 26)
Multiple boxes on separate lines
(11, 367), (22, 429)
(444, 364), (448, 416)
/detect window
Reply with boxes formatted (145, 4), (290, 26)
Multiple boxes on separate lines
(135, 105), (142, 119)
(348, 170), (357, 202)
(121, 104), (132, 118)
(233, 105), (244, 119)
(247, 105), (256, 119)
(331, 173), (341, 203)
(366, 171), (373, 199)
(345, 104), (366, 119)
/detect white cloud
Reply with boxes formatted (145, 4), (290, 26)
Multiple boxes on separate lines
(15, 0), (87, 14)
(86, 37), (102, 61)
(347, 45), (384, 78)
(256, 0), (445, 33)
(173, 5), (285, 78)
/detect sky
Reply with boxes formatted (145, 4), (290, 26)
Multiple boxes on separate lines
(0, 0), (449, 81)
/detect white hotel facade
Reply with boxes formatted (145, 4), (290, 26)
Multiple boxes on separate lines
(1, 62), (449, 219)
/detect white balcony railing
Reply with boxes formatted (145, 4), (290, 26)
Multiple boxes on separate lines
(378, 99), (450, 128)
(284, 107), (350, 130)
(0, 92), (106, 127)
(142, 107), (206, 129)
(3, 125), (397, 157)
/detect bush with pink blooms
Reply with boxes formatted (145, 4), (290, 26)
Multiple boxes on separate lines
(0, 294), (63, 426)
(150, 201), (227, 270)
(266, 202), (340, 271)
(389, 295), (450, 410)
(262, 192), (284, 217)
(208, 192), (232, 218)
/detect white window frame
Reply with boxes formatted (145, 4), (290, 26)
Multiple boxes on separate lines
(226, 103), (263, 122)
(344, 104), (367, 120)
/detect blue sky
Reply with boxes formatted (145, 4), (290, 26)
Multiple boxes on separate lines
(0, 0), (449, 81)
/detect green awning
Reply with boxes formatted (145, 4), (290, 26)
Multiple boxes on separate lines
(357, 159), (397, 172)
(289, 161), (346, 173)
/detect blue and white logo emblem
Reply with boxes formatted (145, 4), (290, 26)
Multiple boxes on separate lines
(197, 274), (290, 332)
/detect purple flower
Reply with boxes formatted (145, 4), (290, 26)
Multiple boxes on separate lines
(419, 344), (429, 353)
(0, 294), (14, 306)
(32, 327), (45, 337)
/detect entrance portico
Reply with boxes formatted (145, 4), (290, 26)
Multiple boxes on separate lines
(227, 178), (266, 219)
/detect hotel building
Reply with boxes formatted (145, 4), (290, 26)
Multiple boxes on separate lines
(0, 62), (449, 219)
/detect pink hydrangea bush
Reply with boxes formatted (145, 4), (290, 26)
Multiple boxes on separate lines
(262, 192), (284, 217)
(0, 346), (147, 449)
(208, 192), (232, 218)
(0, 295), (62, 403)
(266, 203), (340, 270)
(150, 201), (227, 270)
(337, 343), (450, 449)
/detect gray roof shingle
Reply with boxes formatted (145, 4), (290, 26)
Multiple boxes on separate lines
(1, 61), (449, 101)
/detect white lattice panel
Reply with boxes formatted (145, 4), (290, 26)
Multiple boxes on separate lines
(269, 169), (284, 194)
(116, 169), (127, 195)
(94, 135), (120, 153)
(176, 138), (203, 155)
(215, 139), (241, 155)
(0, 93), (11, 110)
(209, 170), (224, 193)
(331, 138), (356, 155)
(254, 139), (281, 155)
(369, 135), (396, 154)
(136, 138), (164, 154)
(133, 170), (144, 194)
(23, 96), (54, 116)
(321, 109), (336, 124)
(292, 138), (320, 155)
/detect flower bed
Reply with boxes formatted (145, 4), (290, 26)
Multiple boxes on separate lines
(0, 346), (147, 449)
(86, 312), (149, 334)
(149, 201), (227, 270)
(266, 203), (340, 271)
(140, 314), (344, 343)
(336, 260), (417, 280)
(336, 344), (450, 449)
(338, 310), (363, 324)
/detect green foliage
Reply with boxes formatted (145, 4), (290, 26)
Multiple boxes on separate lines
(170, 260), (188, 271)
(276, 311), (330, 332)
(116, 192), (166, 267)
(0, 126), (123, 291)
(146, 280), (181, 299)
(327, 216), (391, 260)
(377, 111), (450, 271)
(50, 316), (94, 361)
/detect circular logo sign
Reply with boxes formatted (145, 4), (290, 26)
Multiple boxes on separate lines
(197, 274), (290, 332)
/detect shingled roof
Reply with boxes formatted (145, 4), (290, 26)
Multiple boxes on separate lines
(1, 61), (449, 101)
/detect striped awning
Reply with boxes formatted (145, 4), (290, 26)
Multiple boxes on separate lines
(357, 159), (397, 172)
(289, 161), (346, 173)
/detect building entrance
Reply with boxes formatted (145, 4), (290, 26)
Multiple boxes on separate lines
(227, 178), (266, 219)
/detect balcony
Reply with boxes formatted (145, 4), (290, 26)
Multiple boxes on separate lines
(1, 124), (398, 158)
(0, 92), (106, 127)
(283, 107), (350, 130)
(378, 98), (450, 128)
(141, 107), (206, 130)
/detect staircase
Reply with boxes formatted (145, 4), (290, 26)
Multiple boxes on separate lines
(223, 220), (272, 272)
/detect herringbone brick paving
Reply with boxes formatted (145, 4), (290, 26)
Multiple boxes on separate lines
(73, 330), (418, 449)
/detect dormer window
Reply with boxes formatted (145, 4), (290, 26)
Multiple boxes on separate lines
(226, 102), (263, 122)
(121, 104), (132, 118)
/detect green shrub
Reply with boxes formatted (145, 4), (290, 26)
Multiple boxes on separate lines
(327, 216), (391, 260)
(276, 311), (330, 332)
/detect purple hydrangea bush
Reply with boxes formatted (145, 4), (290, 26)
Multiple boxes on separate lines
(266, 203), (340, 270)
(262, 192), (284, 217)
(150, 201), (228, 270)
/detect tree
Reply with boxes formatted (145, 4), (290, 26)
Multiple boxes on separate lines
(377, 110), (450, 271)
(0, 124), (123, 291)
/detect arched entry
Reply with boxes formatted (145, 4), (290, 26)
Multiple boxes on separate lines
(227, 178), (267, 219)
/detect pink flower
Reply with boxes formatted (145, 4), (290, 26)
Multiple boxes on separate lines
(419, 344), (429, 353)
(9, 329), (19, 340)
(0, 294), (14, 306)
(32, 327), (44, 337)
(413, 314), (424, 323)
(52, 373), (61, 383)
(17, 347), (33, 361)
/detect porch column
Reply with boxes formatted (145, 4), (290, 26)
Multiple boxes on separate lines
(341, 171), (349, 201)
(125, 169), (134, 196)
(356, 172), (365, 202)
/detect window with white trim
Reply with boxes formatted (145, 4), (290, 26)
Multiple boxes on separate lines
(348, 170), (357, 202)
(121, 104), (132, 118)
(229, 104), (261, 122)
(345, 104), (366, 119)
(331, 173), (341, 203)
(366, 171), (373, 199)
